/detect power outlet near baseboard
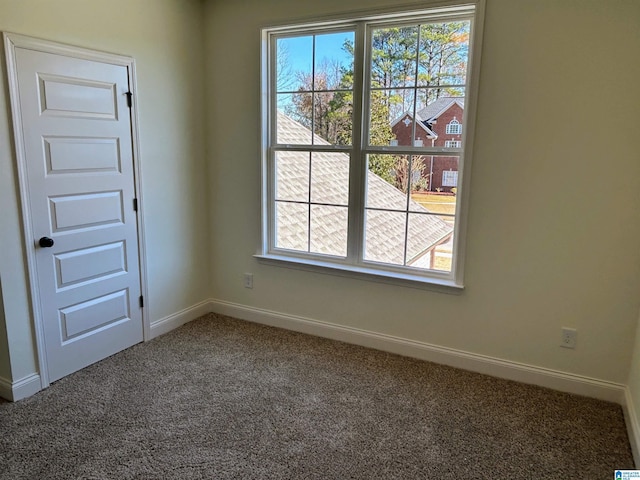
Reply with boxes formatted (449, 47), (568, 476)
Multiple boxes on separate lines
(243, 273), (254, 289)
(560, 327), (577, 349)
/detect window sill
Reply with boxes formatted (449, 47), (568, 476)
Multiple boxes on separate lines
(254, 253), (464, 294)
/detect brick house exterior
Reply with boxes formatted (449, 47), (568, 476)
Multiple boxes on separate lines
(391, 97), (464, 192)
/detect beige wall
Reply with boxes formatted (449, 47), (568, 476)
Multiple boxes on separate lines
(0, 0), (210, 383)
(204, 0), (640, 384)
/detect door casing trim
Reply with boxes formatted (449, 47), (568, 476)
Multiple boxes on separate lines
(2, 32), (150, 390)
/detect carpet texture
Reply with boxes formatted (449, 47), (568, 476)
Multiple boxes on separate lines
(0, 314), (634, 479)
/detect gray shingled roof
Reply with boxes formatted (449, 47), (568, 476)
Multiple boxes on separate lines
(417, 97), (464, 123)
(275, 112), (453, 267)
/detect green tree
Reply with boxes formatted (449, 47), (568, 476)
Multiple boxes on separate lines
(417, 22), (469, 104)
(367, 89), (396, 184)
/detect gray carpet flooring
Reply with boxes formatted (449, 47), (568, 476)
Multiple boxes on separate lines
(0, 313), (634, 479)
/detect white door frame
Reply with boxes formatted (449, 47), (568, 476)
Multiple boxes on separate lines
(3, 32), (150, 389)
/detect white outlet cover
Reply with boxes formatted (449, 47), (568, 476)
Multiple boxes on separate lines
(560, 327), (577, 349)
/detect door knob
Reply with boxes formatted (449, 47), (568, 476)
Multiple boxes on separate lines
(39, 237), (54, 248)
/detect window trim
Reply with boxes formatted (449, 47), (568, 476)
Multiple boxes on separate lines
(260, 0), (485, 290)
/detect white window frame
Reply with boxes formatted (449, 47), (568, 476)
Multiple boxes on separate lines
(446, 119), (462, 134)
(445, 140), (462, 148)
(258, 1), (485, 290)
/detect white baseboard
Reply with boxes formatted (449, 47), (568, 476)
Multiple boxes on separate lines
(0, 373), (42, 402)
(149, 299), (213, 340)
(12, 373), (41, 401)
(210, 299), (625, 404)
(623, 387), (640, 466)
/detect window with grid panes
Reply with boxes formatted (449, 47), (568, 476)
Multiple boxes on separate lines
(446, 119), (462, 134)
(260, 1), (482, 287)
(442, 170), (459, 187)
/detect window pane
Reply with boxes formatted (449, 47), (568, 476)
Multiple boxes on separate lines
(409, 155), (459, 211)
(366, 154), (409, 211)
(390, 111), (434, 148)
(364, 209), (406, 265)
(406, 213), (454, 271)
(415, 94), (464, 149)
(275, 201), (309, 252)
(310, 205), (348, 257)
(410, 189), (457, 216)
(370, 89), (415, 147)
(417, 21), (469, 88)
(314, 31), (355, 90)
(275, 151), (309, 202)
(313, 92), (352, 146)
(310, 152), (349, 205)
(370, 26), (418, 89)
(276, 36), (312, 92)
(389, 89), (415, 132)
(277, 94), (313, 144)
(409, 155), (429, 193)
(391, 112), (413, 147)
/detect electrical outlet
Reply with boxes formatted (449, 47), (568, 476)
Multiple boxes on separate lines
(243, 273), (253, 289)
(560, 327), (577, 349)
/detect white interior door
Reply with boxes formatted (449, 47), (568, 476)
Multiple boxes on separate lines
(8, 41), (144, 382)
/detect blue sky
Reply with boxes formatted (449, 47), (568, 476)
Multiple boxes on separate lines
(277, 31), (354, 88)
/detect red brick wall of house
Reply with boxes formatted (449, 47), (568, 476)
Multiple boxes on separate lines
(429, 103), (463, 147)
(392, 114), (433, 147)
(428, 156), (459, 192)
(430, 103), (463, 192)
(390, 102), (463, 192)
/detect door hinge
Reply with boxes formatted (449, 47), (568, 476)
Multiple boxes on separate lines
(139, 295), (144, 308)
(125, 91), (133, 108)
(133, 198), (138, 211)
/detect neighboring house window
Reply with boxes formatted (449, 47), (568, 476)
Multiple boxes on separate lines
(445, 140), (461, 148)
(261, 2), (482, 287)
(446, 119), (462, 135)
(442, 170), (459, 187)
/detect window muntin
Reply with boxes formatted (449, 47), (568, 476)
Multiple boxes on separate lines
(264, 4), (478, 284)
